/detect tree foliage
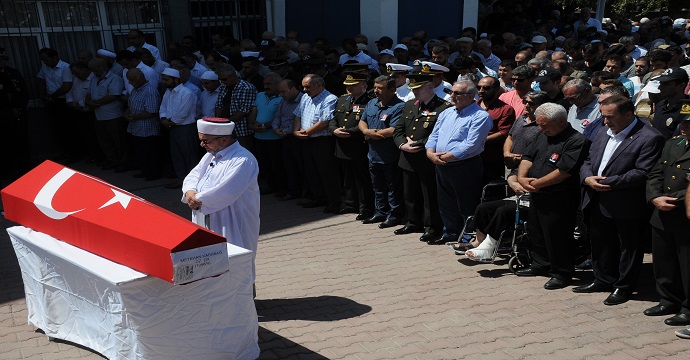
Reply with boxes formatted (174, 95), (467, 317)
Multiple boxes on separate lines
(550, 0), (672, 20)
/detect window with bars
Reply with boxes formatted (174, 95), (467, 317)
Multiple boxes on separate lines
(189, 0), (266, 47)
(0, 0), (164, 102)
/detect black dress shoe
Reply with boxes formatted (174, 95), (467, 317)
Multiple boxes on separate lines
(362, 215), (386, 224)
(515, 267), (549, 277)
(644, 304), (681, 316)
(544, 277), (570, 290)
(604, 288), (629, 306)
(420, 230), (442, 242)
(665, 313), (690, 326)
(378, 219), (399, 229)
(572, 282), (612, 293)
(426, 235), (450, 245)
(355, 213), (373, 221)
(394, 225), (423, 235)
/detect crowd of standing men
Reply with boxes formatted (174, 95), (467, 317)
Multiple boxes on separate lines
(1, 4), (690, 339)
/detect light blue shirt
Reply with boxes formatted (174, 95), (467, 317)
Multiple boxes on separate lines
(89, 73), (124, 121)
(426, 102), (492, 160)
(253, 92), (282, 140)
(294, 89), (337, 137)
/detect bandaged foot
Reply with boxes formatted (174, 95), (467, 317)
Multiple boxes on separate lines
(466, 235), (497, 261)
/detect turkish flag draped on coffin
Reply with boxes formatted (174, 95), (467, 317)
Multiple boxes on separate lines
(1, 161), (229, 284)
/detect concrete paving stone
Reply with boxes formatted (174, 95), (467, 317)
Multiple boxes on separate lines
(621, 343), (670, 359)
(651, 337), (690, 354)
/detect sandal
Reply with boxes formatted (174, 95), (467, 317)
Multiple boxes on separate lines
(450, 239), (479, 254)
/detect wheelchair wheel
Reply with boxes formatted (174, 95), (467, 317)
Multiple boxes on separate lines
(508, 253), (531, 274)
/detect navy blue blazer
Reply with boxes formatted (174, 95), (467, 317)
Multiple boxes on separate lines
(580, 118), (664, 219)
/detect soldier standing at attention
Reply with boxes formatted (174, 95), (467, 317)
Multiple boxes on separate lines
(645, 101), (690, 329)
(329, 71), (375, 220)
(393, 73), (451, 243)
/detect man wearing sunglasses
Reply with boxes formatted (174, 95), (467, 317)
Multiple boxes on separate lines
(498, 65), (535, 117)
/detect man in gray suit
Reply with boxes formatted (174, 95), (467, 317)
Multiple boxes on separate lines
(575, 95), (664, 305)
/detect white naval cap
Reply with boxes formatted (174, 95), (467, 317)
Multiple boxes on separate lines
(420, 61), (449, 73)
(386, 63), (413, 73)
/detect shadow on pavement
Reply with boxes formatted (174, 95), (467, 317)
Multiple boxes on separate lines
(256, 295), (372, 322)
(259, 327), (330, 360)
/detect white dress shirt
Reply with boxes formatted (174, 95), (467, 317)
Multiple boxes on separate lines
(597, 118), (638, 176)
(160, 84), (197, 125)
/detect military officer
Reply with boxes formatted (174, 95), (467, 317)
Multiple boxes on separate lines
(387, 63), (414, 102)
(393, 73), (452, 242)
(644, 100), (690, 326)
(420, 61), (453, 101)
(329, 71), (375, 219)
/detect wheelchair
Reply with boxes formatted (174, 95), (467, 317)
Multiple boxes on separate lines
(449, 181), (532, 274)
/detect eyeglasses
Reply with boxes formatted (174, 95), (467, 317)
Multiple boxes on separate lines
(511, 78), (527, 83)
(200, 137), (224, 145)
(565, 92), (584, 102)
(452, 91), (472, 96)
(477, 86), (496, 90)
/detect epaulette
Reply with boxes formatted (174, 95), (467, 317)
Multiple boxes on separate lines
(414, 100), (420, 106)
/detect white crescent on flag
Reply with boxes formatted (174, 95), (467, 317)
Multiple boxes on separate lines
(33, 168), (134, 220)
(34, 168), (85, 220)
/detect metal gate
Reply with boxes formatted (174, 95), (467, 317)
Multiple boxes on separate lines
(189, 0), (266, 46)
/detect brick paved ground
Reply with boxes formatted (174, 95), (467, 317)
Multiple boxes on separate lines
(2, 160), (690, 359)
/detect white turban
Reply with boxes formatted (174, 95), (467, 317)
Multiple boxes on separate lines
(162, 68), (180, 78)
(197, 117), (235, 136)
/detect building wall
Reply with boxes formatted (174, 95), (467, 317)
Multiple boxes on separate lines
(284, 0), (361, 43)
(397, 0), (465, 40)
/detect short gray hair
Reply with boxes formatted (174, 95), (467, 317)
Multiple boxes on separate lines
(562, 78), (590, 93)
(534, 102), (567, 122)
(215, 64), (238, 77)
(453, 80), (477, 95)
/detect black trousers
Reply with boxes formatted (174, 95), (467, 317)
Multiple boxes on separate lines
(403, 169), (442, 230)
(435, 156), (483, 237)
(339, 156), (374, 214)
(588, 200), (645, 291)
(130, 134), (161, 178)
(282, 136), (305, 198)
(302, 136), (341, 207)
(528, 190), (579, 280)
(652, 226), (690, 314)
(471, 199), (522, 240)
(255, 138), (286, 194)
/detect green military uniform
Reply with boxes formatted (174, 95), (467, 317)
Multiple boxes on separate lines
(646, 133), (690, 317)
(393, 94), (451, 234)
(327, 74), (374, 216)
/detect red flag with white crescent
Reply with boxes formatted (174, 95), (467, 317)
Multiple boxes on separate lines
(1, 161), (226, 283)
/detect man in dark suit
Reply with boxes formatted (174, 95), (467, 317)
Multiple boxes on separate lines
(575, 95), (664, 305)
(392, 74), (451, 242)
(645, 101), (690, 326)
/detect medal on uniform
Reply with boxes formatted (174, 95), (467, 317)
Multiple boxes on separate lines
(549, 153), (560, 163)
(423, 121), (429, 128)
(421, 110), (429, 116)
(353, 105), (360, 113)
(429, 112), (436, 116)
(666, 118), (673, 127)
(381, 114), (388, 122)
